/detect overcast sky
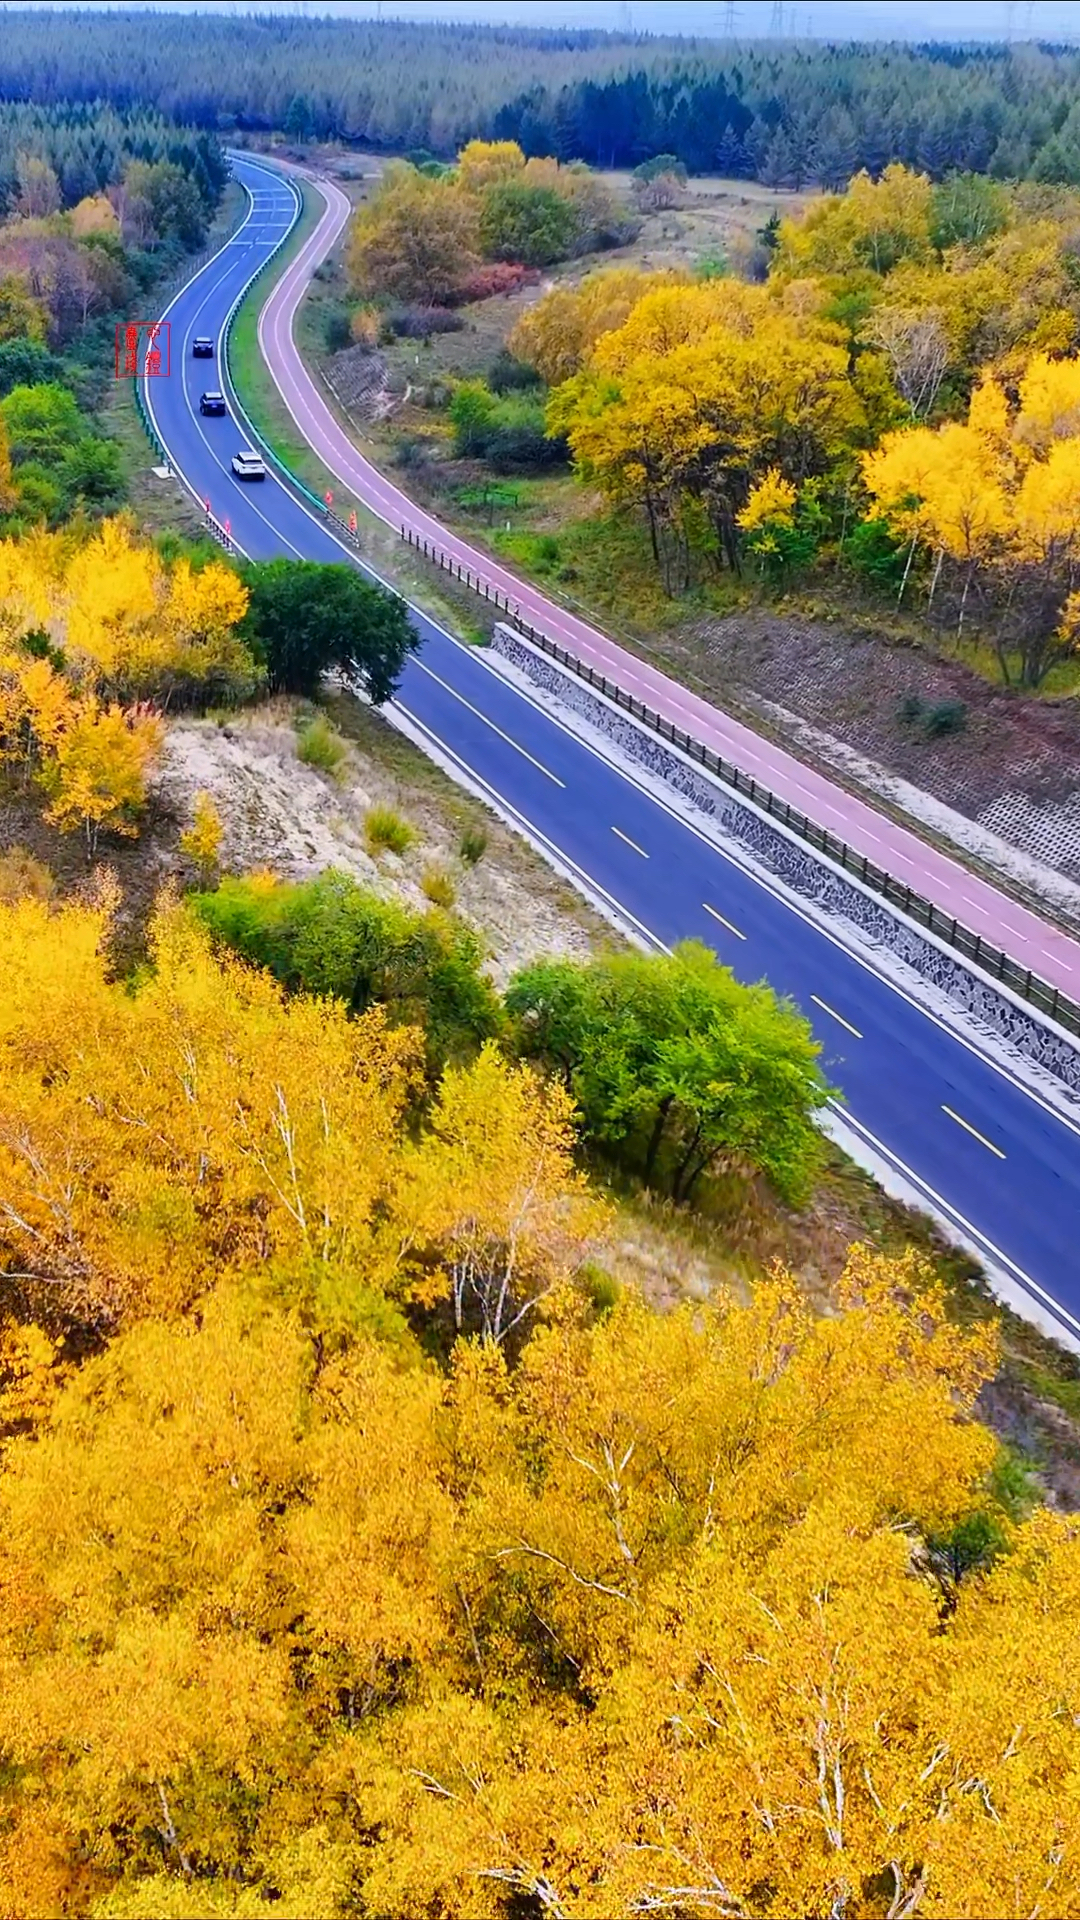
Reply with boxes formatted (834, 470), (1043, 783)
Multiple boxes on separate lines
(37, 1), (1080, 41)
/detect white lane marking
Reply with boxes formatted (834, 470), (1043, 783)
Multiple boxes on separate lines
(941, 1104), (1006, 1159)
(835, 1100), (1079, 1340)
(410, 657), (565, 785)
(612, 826), (648, 857)
(1043, 951), (1073, 971)
(811, 994), (863, 1039)
(702, 901), (746, 940)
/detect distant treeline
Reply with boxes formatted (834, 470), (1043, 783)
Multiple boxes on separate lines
(0, 99), (226, 219)
(3, 12), (1080, 185)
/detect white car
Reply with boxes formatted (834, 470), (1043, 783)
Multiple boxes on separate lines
(231, 448), (266, 480)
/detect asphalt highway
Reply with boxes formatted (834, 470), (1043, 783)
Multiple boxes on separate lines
(143, 156), (1080, 1342)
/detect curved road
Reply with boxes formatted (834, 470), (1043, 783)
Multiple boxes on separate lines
(143, 155), (1080, 1343)
(258, 155), (1080, 1007)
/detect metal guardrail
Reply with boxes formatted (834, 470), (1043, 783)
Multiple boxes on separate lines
(397, 528), (1080, 1044)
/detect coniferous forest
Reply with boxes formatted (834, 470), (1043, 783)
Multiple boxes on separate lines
(4, 9), (1080, 184)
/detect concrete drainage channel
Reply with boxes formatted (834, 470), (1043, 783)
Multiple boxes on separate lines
(489, 621), (1080, 1113)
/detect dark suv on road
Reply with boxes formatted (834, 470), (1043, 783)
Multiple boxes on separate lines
(192, 337), (214, 358)
(200, 391), (227, 416)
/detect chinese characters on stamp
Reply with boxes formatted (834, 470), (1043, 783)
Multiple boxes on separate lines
(114, 320), (171, 378)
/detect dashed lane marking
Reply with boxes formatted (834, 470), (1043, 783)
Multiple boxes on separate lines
(811, 994), (863, 1039)
(941, 1105), (1006, 1160)
(702, 902), (746, 940)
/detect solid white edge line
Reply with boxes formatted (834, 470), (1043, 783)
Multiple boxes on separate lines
(168, 167), (1080, 1170)
(410, 655), (565, 785)
(396, 684), (1080, 1349)
(828, 1102), (1080, 1346)
(144, 163), (304, 557)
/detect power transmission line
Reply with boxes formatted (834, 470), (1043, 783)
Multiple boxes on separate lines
(771, 0), (785, 34)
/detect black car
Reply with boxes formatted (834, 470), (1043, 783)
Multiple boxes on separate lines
(192, 337), (214, 358)
(200, 390), (227, 417)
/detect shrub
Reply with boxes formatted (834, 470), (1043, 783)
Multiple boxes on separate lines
(924, 698), (968, 737)
(392, 434), (431, 469)
(0, 847), (55, 903)
(487, 348), (543, 393)
(192, 869), (500, 1071)
(455, 262), (539, 304)
(479, 182), (577, 268)
(897, 694), (968, 737)
(350, 304), (381, 348)
(846, 514), (907, 591)
(632, 154), (689, 186)
(421, 864), (457, 908)
(365, 804), (416, 857)
(296, 712), (348, 776)
(386, 305), (465, 338)
(458, 824), (488, 866)
(324, 306), (353, 353)
(488, 419), (567, 474)
(450, 383), (565, 471)
(449, 379), (499, 457)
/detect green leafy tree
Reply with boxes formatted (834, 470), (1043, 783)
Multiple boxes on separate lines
(192, 869), (501, 1074)
(449, 379), (499, 457)
(1, 382), (83, 464)
(57, 435), (124, 509)
(930, 170), (1007, 251)
(479, 181), (577, 267)
(506, 941), (828, 1204)
(239, 558), (416, 701)
(632, 153), (688, 185)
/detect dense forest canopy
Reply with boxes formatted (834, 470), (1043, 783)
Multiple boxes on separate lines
(5, 11), (1080, 182)
(0, 99), (225, 220)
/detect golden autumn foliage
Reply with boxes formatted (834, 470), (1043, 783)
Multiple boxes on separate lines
(456, 138), (527, 194)
(502, 161), (1080, 651)
(0, 894), (600, 1339)
(347, 161), (481, 306)
(509, 265), (690, 386)
(5, 1196), (1080, 1916)
(549, 279), (863, 589)
(0, 516), (253, 705)
(39, 696), (163, 854)
(0, 893), (1078, 1917)
(862, 353), (1080, 681)
(0, 518), (255, 850)
(179, 788), (223, 883)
